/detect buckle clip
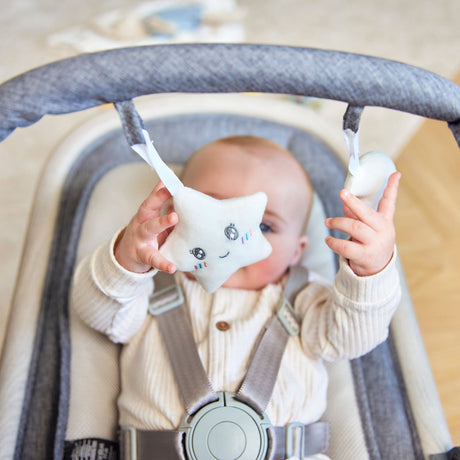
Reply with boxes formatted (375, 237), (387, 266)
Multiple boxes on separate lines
(180, 392), (270, 460)
(286, 422), (305, 459)
(148, 283), (184, 316)
(277, 298), (300, 336)
(120, 426), (137, 460)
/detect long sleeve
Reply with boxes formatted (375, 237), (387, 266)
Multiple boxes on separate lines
(298, 249), (401, 361)
(70, 230), (155, 343)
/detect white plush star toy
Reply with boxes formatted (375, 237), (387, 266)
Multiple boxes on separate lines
(160, 186), (271, 292)
(131, 130), (272, 292)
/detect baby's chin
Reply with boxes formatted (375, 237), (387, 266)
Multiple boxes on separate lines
(183, 270), (256, 290)
(220, 268), (284, 291)
(183, 266), (286, 292)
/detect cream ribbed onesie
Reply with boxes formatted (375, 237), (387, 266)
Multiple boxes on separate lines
(71, 231), (401, 457)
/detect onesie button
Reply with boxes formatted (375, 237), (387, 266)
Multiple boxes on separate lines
(216, 321), (230, 331)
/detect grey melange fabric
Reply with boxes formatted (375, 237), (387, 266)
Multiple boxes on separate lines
(1, 44), (460, 146)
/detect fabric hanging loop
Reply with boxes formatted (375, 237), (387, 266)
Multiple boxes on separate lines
(115, 100), (184, 195)
(114, 100), (146, 146)
(343, 105), (364, 176)
(343, 105), (364, 133)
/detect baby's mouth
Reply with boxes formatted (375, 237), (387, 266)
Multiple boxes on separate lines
(219, 251), (230, 259)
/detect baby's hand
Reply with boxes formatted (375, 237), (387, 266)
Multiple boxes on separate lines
(114, 181), (178, 274)
(324, 172), (401, 276)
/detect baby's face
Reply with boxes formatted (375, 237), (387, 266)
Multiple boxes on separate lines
(181, 140), (311, 290)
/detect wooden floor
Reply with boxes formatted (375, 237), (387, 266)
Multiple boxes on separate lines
(394, 72), (460, 446)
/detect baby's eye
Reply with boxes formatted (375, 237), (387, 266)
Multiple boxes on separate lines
(260, 222), (272, 233)
(190, 247), (206, 260)
(224, 223), (239, 241)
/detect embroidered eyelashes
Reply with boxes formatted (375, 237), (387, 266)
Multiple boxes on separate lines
(224, 223), (254, 244)
(190, 248), (207, 270)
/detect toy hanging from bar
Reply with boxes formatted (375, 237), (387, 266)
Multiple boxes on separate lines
(131, 130), (272, 292)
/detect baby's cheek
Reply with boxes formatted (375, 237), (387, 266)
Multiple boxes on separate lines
(252, 250), (289, 283)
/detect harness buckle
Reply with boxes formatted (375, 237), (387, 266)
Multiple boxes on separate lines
(277, 298), (300, 336)
(286, 422), (305, 459)
(148, 283), (184, 316)
(179, 392), (271, 460)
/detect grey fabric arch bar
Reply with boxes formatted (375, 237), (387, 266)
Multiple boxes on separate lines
(1, 44), (460, 145)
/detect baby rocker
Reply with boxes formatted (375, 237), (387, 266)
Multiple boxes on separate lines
(0, 44), (458, 460)
(115, 102), (396, 460)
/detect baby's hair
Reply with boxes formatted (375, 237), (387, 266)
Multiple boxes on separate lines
(214, 135), (284, 149)
(182, 135), (314, 233)
(215, 136), (315, 227)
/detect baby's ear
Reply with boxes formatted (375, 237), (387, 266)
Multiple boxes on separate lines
(290, 235), (309, 267)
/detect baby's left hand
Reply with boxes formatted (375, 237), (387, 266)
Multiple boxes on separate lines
(324, 172), (401, 276)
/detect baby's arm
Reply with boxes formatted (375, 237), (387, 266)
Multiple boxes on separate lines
(71, 234), (154, 343)
(298, 173), (401, 360)
(115, 181), (178, 274)
(324, 172), (401, 276)
(71, 181), (178, 343)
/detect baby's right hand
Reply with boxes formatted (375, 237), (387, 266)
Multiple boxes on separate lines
(114, 181), (178, 274)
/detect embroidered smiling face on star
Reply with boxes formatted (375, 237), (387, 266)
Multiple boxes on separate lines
(159, 187), (272, 292)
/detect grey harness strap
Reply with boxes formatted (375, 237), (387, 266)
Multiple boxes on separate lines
(148, 273), (217, 415)
(236, 266), (309, 414)
(122, 267), (329, 459)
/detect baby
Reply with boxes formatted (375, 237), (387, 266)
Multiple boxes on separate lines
(71, 135), (401, 459)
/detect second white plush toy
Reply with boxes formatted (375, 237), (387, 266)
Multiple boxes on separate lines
(343, 128), (396, 210)
(344, 150), (397, 210)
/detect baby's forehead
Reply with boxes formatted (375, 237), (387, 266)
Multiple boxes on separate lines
(185, 138), (313, 193)
(190, 138), (296, 169)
